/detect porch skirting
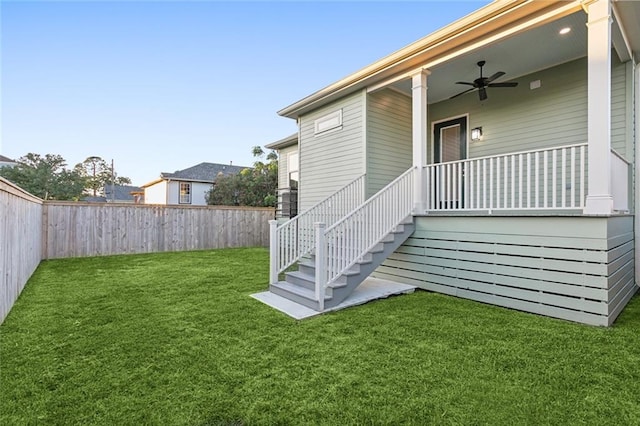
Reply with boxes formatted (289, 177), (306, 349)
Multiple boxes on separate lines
(373, 215), (637, 326)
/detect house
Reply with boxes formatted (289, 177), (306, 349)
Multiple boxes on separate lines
(0, 155), (18, 168)
(104, 184), (144, 203)
(265, 133), (299, 219)
(267, 0), (640, 326)
(142, 162), (248, 206)
(83, 185), (143, 203)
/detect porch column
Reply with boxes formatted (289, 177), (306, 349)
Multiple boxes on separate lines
(584, 0), (614, 214)
(635, 62), (640, 287)
(412, 69), (430, 213)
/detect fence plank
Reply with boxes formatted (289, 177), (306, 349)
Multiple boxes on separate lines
(0, 178), (43, 324)
(42, 203), (273, 259)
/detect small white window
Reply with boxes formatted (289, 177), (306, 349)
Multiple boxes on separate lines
(288, 152), (299, 187)
(179, 182), (191, 204)
(314, 109), (342, 135)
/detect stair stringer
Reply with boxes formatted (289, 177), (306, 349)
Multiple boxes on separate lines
(322, 220), (415, 309)
(269, 218), (415, 311)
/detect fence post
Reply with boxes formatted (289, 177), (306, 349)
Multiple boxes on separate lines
(269, 220), (278, 285)
(314, 222), (326, 311)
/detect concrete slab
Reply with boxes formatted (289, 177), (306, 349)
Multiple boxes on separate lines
(251, 277), (417, 320)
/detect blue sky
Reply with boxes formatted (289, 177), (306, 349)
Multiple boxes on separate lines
(1, 1), (489, 186)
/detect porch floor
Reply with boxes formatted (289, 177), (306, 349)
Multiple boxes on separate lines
(252, 277), (417, 320)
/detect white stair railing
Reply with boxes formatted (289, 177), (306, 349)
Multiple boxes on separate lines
(314, 167), (416, 308)
(269, 174), (365, 284)
(424, 143), (588, 211)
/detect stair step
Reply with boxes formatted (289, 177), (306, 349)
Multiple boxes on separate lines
(285, 270), (315, 289)
(270, 281), (332, 310)
(298, 260), (316, 276)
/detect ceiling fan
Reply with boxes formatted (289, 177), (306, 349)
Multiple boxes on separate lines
(450, 60), (518, 101)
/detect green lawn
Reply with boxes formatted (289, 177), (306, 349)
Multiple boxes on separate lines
(1, 247), (639, 425)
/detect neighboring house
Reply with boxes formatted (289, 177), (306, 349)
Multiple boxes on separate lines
(268, 0), (640, 326)
(142, 162), (248, 206)
(265, 133), (299, 219)
(83, 185), (143, 203)
(104, 184), (144, 203)
(0, 155), (18, 168)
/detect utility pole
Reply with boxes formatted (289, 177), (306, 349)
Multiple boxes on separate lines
(111, 159), (115, 202)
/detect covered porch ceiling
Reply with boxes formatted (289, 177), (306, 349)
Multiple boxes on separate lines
(387, 2), (640, 104)
(280, 1), (640, 119)
(389, 11), (590, 103)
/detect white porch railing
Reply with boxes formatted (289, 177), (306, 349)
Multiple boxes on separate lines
(611, 149), (630, 212)
(314, 167), (416, 308)
(269, 174), (365, 284)
(424, 143), (588, 211)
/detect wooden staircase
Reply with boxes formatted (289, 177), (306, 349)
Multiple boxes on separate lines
(270, 217), (415, 311)
(269, 167), (416, 313)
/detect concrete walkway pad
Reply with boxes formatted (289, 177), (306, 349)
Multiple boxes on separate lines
(251, 277), (417, 320)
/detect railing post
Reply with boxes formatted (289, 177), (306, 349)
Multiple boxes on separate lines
(269, 220), (278, 285)
(314, 222), (326, 311)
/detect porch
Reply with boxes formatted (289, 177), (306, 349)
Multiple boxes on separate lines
(267, 0), (639, 326)
(268, 137), (633, 319)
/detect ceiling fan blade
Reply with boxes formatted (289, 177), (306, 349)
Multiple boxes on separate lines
(479, 87), (488, 101)
(488, 82), (518, 87)
(486, 71), (505, 83)
(455, 81), (475, 86)
(449, 87), (475, 99)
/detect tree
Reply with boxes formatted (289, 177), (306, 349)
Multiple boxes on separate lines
(206, 146), (278, 207)
(74, 156), (133, 196)
(0, 153), (86, 200)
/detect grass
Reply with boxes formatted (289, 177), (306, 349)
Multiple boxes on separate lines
(1, 247), (639, 425)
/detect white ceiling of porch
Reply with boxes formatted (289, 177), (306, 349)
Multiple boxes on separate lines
(391, 12), (589, 104)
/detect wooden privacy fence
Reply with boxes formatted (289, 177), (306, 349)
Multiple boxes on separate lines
(1, 178), (273, 324)
(0, 178), (43, 324)
(43, 203), (273, 259)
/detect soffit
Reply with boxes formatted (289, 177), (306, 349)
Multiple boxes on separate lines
(391, 11), (588, 103)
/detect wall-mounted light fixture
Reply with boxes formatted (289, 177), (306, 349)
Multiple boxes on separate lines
(471, 127), (483, 141)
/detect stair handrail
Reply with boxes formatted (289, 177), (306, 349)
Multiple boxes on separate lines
(316, 166), (416, 296)
(269, 174), (366, 284)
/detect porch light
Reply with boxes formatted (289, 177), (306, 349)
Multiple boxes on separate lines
(559, 27), (571, 35)
(471, 127), (483, 141)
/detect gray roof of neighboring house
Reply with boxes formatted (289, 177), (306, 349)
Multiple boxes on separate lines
(0, 155), (15, 162)
(83, 196), (108, 203)
(265, 133), (298, 150)
(160, 162), (249, 183)
(103, 184), (143, 202)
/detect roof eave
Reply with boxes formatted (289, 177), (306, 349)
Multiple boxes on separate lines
(278, 0), (577, 119)
(265, 133), (298, 150)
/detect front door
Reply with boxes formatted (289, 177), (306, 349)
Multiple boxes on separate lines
(433, 117), (468, 208)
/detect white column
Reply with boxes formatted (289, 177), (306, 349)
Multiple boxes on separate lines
(584, 0), (614, 214)
(634, 62), (640, 288)
(269, 220), (278, 284)
(412, 69), (430, 213)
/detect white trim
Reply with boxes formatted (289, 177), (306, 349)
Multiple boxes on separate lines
(367, 67), (430, 94)
(611, 5), (632, 62)
(314, 109), (343, 135)
(362, 88), (368, 179)
(287, 151), (299, 184)
(431, 113), (470, 164)
(179, 181), (192, 205)
(412, 70), (428, 213)
(584, 0), (614, 214)
(634, 61), (639, 287)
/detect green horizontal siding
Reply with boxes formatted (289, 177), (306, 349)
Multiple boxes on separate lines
(366, 88), (412, 196)
(298, 91), (365, 210)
